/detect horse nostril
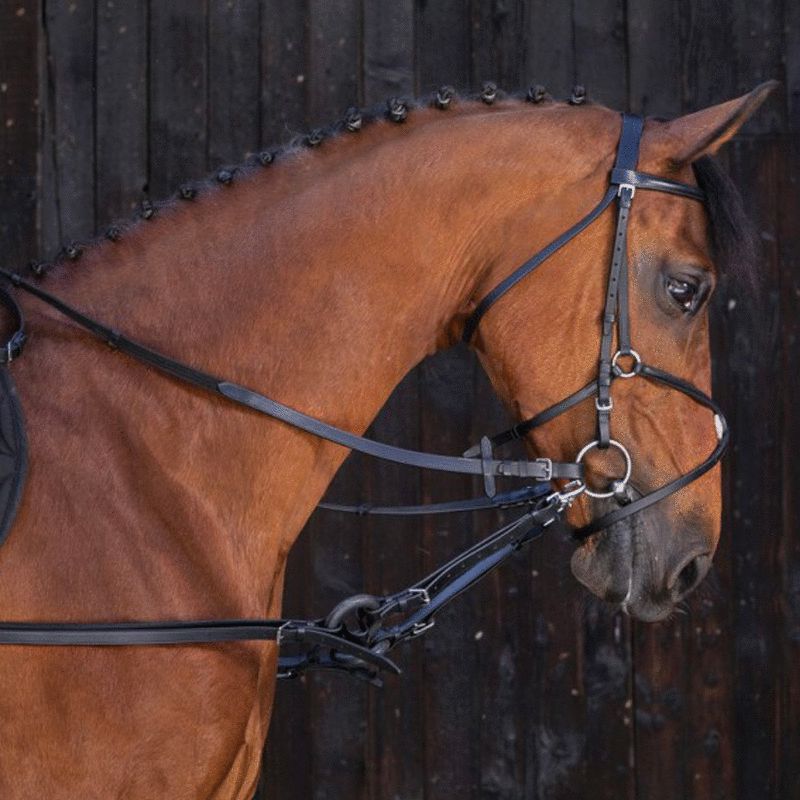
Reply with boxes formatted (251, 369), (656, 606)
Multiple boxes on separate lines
(669, 552), (711, 598)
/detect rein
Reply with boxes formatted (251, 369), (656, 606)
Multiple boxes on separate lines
(0, 113), (728, 684)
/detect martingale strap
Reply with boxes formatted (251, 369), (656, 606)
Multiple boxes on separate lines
(0, 498), (561, 684)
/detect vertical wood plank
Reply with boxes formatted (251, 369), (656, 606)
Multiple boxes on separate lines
(469, 0), (526, 90)
(95, 0), (148, 229)
(208, 0), (261, 166)
(149, 0), (208, 197)
(260, 0), (307, 146)
(307, 0), (361, 125)
(0, 0), (40, 266)
(572, 0), (627, 108)
(779, 8), (800, 798)
(777, 33), (800, 800)
(301, 5), (367, 799)
(257, 7), (310, 797)
(360, 6), (422, 800)
(414, 8), (479, 798)
(626, 0), (682, 117)
(416, 0), (471, 94)
(524, 0), (574, 99)
(721, 135), (782, 800)
(40, 0), (96, 254)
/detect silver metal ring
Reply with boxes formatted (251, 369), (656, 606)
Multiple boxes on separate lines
(611, 349), (641, 378)
(575, 439), (632, 499)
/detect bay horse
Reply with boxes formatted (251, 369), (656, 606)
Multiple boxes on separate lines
(0, 81), (773, 797)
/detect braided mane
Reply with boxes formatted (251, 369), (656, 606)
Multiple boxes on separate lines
(35, 83), (592, 277)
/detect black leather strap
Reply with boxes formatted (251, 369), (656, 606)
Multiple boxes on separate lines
(574, 364), (728, 537)
(318, 482), (551, 516)
(461, 185), (618, 343)
(0, 270), (582, 488)
(610, 168), (705, 201)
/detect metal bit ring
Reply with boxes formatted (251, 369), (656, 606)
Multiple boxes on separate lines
(575, 439), (632, 499)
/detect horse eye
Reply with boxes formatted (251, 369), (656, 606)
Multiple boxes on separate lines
(666, 276), (700, 312)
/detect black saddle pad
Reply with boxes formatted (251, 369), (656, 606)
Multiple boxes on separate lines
(0, 367), (27, 547)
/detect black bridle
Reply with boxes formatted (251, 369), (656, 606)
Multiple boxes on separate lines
(0, 113), (728, 683)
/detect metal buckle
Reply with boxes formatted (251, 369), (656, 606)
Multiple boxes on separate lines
(410, 620), (435, 638)
(547, 480), (585, 513)
(595, 397), (613, 412)
(617, 182), (636, 198)
(407, 588), (430, 605)
(276, 620), (293, 645)
(6, 342), (13, 364)
(537, 457), (553, 481)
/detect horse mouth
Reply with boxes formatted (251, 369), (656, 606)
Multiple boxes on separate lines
(568, 489), (711, 622)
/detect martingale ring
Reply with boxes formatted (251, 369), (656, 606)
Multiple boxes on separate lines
(575, 439), (632, 499)
(611, 349), (641, 378)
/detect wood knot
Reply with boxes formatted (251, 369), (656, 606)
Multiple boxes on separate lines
(387, 97), (408, 123)
(344, 107), (362, 132)
(435, 85), (455, 109)
(569, 85), (587, 105)
(526, 84), (548, 104)
(481, 82), (498, 104)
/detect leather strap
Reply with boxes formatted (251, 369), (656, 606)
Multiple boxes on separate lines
(573, 364), (729, 537)
(318, 482), (551, 516)
(610, 168), (705, 201)
(0, 270), (582, 488)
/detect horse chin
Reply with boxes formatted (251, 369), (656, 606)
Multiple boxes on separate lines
(568, 491), (712, 623)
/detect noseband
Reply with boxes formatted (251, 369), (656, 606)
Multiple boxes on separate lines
(0, 113), (729, 681)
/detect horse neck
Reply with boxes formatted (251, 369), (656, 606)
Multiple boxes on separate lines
(28, 104), (618, 611)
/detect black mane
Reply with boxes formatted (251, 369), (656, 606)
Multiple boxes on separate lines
(692, 156), (760, 293)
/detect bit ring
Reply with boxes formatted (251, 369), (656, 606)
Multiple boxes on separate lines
(575, 439), (632, 499)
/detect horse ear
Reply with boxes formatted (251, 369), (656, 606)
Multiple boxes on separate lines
(652, 80), (779, 167)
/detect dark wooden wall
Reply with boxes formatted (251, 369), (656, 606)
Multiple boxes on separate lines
(0, 1), (797, 798)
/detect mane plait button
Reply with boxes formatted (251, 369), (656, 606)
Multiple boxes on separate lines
(435, 85), (455, 109)
(63, 242), (82, 260)
(526, 84), (548, 104)
(569, 85), (587, 105)
(344, 107), (362, 132)
(305, 129), (324, 147)
(387, 97), (408, 123)
(481, 82), (498, 104)
(179, 184), (197, 200)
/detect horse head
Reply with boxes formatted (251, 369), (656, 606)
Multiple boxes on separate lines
(468, 83), (775, 621)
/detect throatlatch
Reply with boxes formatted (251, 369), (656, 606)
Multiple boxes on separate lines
(0, 113), (727, 683)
